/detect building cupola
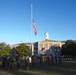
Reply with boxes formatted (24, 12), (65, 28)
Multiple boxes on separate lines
(44, 32), (49, 39)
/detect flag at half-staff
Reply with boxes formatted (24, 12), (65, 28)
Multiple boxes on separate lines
(32, 19), (37, 35)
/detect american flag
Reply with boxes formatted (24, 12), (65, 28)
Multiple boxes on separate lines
(42, 47), (46, 50)
(32, 20), (37, 35)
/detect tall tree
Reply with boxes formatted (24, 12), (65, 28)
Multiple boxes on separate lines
(61, 40), (76, 60)
(0, 42), (11, 55)
(16, 43), (30, 56)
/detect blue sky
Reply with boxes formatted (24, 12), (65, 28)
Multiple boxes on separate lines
(0, 0), (76, 45)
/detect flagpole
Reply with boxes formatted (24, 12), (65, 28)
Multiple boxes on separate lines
(30, 2), (33, 57)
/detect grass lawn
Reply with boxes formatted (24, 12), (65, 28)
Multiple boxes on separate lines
(0, 61), (76, 75)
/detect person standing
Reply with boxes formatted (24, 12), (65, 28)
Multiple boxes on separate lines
(31, 56), (35, 67)
(40, 56), (42, 66)
(25, 56), (29, 70)
(16, 56), (21, 70)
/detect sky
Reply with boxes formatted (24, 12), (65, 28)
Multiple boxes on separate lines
(0, 0), (76, 45)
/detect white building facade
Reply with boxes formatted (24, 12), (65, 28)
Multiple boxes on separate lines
(30, 32), (65, 57)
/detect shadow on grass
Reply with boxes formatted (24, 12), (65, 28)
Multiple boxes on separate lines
(0, 61), (76, 75)
(29, 61), (76, 75)
(0, 66), (35, 75)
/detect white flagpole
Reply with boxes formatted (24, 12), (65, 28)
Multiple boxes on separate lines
(30, 2), (33, 57)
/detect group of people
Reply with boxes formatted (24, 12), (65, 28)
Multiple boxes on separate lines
(31, 55), (62, 67)
(1, 56), (14, 69)
(0, 55), (62, 70)
(1, 55), (30, 70)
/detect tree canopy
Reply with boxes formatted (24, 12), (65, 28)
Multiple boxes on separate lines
(0, 42), (30, 57)
(16, 43), (30, 56)
(61, 40), (76, 57)
(0, 42), (11, 55)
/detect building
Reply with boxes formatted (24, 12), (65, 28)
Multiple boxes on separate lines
(26, 32), (65, 57)
(10, 32), (65, 57)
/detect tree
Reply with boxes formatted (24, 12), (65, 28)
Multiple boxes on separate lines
(61, 40), (76, 60)
(16, 43), (30, 56)
(61, 44), (67, 56)
(0, 42), (11, 55)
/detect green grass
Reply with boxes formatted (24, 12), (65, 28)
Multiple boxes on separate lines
(0, 61), (76, 75)
(29, 61), (76, 75)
